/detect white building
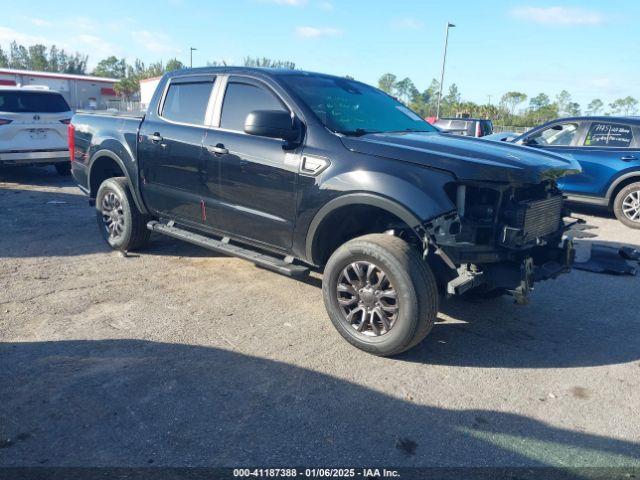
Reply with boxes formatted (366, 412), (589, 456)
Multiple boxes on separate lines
(0, 68), (120, 111)
(139, 76), (162, 110)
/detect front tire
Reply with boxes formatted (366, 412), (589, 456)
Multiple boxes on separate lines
(613, 182), (640, 229)
(95, 177), (150, 251)
(322, 234), (438, 356)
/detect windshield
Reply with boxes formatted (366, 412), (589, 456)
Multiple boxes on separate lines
(0, 91), (71, 113)
(280, 74), (436, 136)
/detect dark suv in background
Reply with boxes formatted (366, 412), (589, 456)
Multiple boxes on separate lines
(434, 117), (493, 138)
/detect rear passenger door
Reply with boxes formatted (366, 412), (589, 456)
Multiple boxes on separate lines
(139, 75), (216, 222)
(203, 76), (299, 250)
(557, 121), (639, 197)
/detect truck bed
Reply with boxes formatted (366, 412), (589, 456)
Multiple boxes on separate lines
(75, 109), (145, 119)
(70, 112), (144, 199)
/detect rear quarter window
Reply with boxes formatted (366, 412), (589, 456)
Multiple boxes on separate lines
(584, 122), (634, 148)
(0, 91), (70, 113)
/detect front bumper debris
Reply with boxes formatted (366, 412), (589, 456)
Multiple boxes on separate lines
(445, 238), (574, 302)
(420, 181), (585, 303)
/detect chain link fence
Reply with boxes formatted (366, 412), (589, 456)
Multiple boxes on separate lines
(76, 100), (145, 116)
(492, 125), (533, 134)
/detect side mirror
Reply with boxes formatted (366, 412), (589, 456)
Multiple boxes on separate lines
(244, 110), (299, 142)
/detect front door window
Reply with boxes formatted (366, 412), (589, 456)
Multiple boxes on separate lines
(525, 122), (579, 147)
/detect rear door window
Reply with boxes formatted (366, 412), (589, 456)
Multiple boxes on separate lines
(584, 122), (634, 148)
(0, 91), (70, 113)
(161, 80), (215, 125)
(220, 81), (287, 132)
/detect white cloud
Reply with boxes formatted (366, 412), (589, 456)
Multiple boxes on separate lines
(67, 16), (100, 32)
(317, 1), (333, 10)
(391, 17), (424, 30)
(510, 6), (604, 25)
(0, 26), (50, 46)
(590, 77), (613, 89)
(0, 26), (116, 69)
(131, 30), (181, 56)
(75, 34), (120, 61)
(25, 17), (53, 28)
(295, 26), (342, 38)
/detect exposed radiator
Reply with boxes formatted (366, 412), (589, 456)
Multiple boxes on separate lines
(502, 195), (563, 247)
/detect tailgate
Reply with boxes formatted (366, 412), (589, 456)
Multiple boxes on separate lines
(0, 112), (70, 152)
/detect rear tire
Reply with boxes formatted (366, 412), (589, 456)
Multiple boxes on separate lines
(613, 182), (640, 229)
(95, 177), (150, 251)
(322, 234), (438, 356)
(55, 162), (71, 175)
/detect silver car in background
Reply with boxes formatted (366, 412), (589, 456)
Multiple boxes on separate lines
(434, 117), (494, 138)
(0, 86), (72, 175)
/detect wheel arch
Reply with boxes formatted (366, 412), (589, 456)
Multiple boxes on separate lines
(305, 193), (424, 267)
(606, 171), (640, 207)
(88, 149), (147, 214)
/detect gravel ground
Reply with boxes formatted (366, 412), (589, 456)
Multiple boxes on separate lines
(1, 166), (639, 468)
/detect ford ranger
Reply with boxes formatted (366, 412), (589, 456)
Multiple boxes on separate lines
(70, 67), (581, 356)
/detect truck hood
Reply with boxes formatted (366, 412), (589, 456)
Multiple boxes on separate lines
(340, 131), (581, 184)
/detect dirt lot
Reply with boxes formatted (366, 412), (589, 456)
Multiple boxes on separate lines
(1, 166), (639, 468)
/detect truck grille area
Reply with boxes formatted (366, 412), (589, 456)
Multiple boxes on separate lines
(501, 194), (563, 247)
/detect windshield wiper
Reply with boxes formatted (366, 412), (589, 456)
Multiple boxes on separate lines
(381, 128), (434, 134)
(337, 128), (381, 137)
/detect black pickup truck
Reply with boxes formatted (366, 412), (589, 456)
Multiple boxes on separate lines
(70, 67), (580, 356)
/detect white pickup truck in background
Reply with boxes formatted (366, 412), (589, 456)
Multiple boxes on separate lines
(0, 86), (73, 175)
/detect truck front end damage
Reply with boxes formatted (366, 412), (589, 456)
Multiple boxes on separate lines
(420, 180), (577, 303)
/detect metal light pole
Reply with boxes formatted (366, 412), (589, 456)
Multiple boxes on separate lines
(436, 22), (455, 120)
(190, 47), (197, 68)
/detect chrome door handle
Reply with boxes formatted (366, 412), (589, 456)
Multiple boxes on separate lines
(149, 133), (163, 143)
(621, 156), (637, 162)
(207, 144), (228, 155)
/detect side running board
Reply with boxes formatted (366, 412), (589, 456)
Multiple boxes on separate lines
(147, 221), (309, 278)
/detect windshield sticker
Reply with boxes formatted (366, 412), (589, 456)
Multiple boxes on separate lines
(584, 123), (633, 147)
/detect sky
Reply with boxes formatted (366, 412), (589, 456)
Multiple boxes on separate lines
(2, 0), (639, 108)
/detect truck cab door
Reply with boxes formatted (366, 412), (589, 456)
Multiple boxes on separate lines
(202, 76), (300, 250)
(138, 75), (216, 222)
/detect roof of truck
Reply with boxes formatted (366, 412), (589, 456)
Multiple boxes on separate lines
(164, 66), (347, 80)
